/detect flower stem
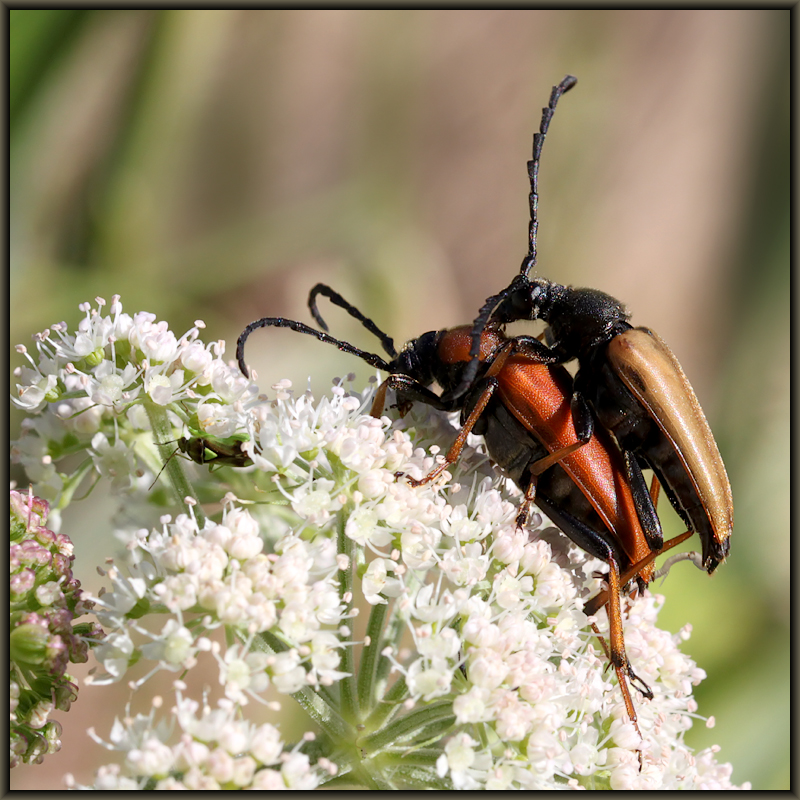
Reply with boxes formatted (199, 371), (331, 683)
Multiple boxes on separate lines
(254, 629), (354, 744)
(337, 513), (359, 722)
(363, 673), (408, 731)
(374, 602), (406, 693)
(359, 700), (455, 754)
(357, 599), (389, 714)
(143, 399), (204, 527)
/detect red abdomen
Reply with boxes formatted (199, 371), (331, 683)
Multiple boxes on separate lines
(497, 353), (652, 576)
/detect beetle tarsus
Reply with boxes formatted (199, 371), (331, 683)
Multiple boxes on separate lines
(627, 666), (654, 701)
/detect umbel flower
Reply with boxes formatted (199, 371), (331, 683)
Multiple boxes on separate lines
(11, 298), (749, 789)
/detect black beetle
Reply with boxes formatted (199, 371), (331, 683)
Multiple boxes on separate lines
(233, 75), (712, 736)
(456, 76), (732, 574)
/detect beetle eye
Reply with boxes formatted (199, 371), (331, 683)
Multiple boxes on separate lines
(528, 285), (548, 318)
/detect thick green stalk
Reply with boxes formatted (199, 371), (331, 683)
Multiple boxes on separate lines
(337, 513), (358, 722)
(357, 598), (389, 714)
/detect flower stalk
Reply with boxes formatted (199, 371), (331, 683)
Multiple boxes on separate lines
(142, 397), (204, 526)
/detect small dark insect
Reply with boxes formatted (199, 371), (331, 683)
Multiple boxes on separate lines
(176, 436), (253, 469)
(150, 436), (252, 489)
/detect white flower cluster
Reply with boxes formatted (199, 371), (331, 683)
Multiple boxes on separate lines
(12, 298), (748, 789)
(11, 296), (250, 516)
(66, 690), (333, 790)
(91, 499), (347, 701)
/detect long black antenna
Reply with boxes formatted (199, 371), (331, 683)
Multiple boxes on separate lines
(441, 76), (577, 404)
(236, 317), (391, 379)
(307, 283), (398, 358)
(520, 74), (577, 278)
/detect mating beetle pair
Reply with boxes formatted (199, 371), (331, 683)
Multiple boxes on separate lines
(235, 76), (733, 739)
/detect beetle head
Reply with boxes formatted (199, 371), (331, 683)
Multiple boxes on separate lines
(488, 274), (551, 325)
(389, 330), (442, 386)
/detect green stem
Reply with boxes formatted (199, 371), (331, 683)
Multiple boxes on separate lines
(56, 457), (96, 508)
(364, 673), (408, 731)
(253, 630), (354, 743)
(255, 628), (335, 707)
(143, 398), (204, 527)
(378, 748), (443, 767)
(319, 772), (373, 790)
(322, 765), (393, 791)
(373, 603), (407, 697)
(387, 766), (450, 790)
(337, 513), (359, 722)
(360, 700), (454, 754)
(289, 685), (353, 743)
(357, 599), (389, 714)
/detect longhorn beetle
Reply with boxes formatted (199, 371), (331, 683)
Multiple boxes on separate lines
(457, 76), (732, 575)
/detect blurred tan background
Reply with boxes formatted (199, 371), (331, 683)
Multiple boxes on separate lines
(10, 10), (788, 789)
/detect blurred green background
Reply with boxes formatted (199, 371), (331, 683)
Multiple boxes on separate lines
(10, 10), (788, 790)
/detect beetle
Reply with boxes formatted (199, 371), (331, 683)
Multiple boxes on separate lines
(237, 282), (693, 736)
(456, 76), (733, 575)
